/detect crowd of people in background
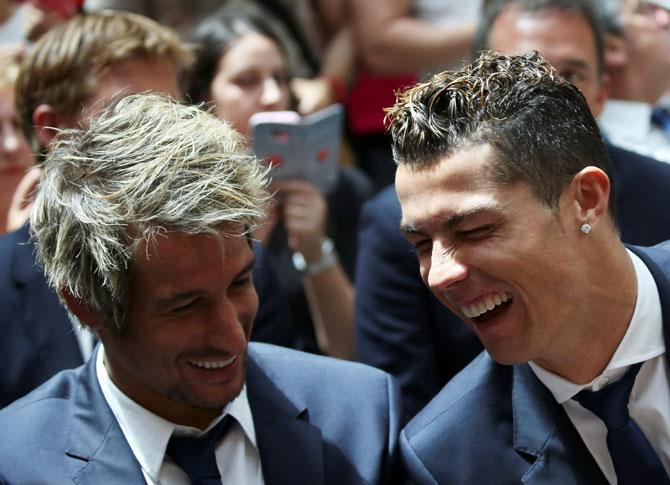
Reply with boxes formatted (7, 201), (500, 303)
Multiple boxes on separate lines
(1, 0), (670, 483)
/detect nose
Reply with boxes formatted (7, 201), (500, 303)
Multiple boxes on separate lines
(205, 297), (252, 352)
(426, 246), (469, 291)
(260, 77), (283, 108)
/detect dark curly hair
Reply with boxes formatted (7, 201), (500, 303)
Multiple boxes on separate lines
(386, 50), (615, 218)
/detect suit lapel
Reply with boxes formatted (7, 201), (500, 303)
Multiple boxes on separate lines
(512, 364), (606, 484)
(64, 351), (144, 483)
(247, 354), (324, 485)
(629, 245), (670, 351)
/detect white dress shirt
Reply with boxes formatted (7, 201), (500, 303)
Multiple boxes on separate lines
(96, 347), (265, 485)
(414, 0), (482, 26)
(73, 322), (96, 361)
(599, 99), (670, 164)
(530, 250), (670, 484)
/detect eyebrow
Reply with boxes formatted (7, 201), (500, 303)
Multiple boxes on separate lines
(237, 257), (256, 278)
(561, 59), (590, 70)
(156, 291), (201, 309)
(400, 205), (499, 235)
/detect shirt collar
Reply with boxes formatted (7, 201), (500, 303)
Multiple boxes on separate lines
(599, 99), (654, 142)
(657, 93), (670, 110)
(96, 346), (258, 482)
(529, 249), (665, 403)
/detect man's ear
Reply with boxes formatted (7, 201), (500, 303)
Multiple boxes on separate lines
(60, 288), (104, 332)
(570, 166), (611, 229)
(604, 33), (628, 71)
(32, 104), (69, 149)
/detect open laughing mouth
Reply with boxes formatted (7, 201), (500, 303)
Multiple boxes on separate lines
(460, 292), (513, 324)
(187, 355), (237, 370)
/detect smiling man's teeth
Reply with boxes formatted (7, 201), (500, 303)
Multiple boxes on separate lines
(189, 356), (236, 369)
(461, 292), (512, 319)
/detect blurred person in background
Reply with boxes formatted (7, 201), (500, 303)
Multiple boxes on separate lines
(346, 0), (483, 191)
(185, 13), (374, 360)
(351, 0), (481, 75)
(84, 0), (353, 118)
(474, 0), (670, 243)
(0, 48), (33, 234)
(0, 0), (81, 235)
(597, 0), (670, 163)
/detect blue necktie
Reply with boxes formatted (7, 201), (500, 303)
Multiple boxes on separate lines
(651, 107), (670, 136)
(166, 415), (233, 484)
(575, 363), (670, 485)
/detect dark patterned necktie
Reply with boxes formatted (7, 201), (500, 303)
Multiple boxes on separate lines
(166, 415), (233, 484)
(574, 363), (669, 485)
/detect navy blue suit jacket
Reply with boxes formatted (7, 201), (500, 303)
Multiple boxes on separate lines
(0, 224), (298, 407)
(0, 224), (82, 408)
(399, 242), (670, 484)
(0, 343), (401, 485)
(355, 144), (670, 420)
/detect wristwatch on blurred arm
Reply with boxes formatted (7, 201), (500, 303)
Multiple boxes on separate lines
(292, 238), (337, 276)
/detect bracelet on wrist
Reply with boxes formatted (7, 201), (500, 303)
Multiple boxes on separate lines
(292, 238), (337, 276)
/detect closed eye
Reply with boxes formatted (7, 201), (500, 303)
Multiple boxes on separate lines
(170, 298), (199, 315)
(232, 273), (253, 289)
(234, 72), (260, 88)
(560, 70), (584, 84)
(407, 237), (432, 256)
(457, 224), (494, 239)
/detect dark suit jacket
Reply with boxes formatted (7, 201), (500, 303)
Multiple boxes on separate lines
(0, 224), (298, 407)
(0, 343), (401, 485)
(608, 143), (670, 246)
(355, 143), (670, 420)
(0, 224), (83, 408)
(399, 242), (670, 484)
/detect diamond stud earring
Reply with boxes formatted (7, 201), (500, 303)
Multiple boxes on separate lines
(580, 223), (592, 234)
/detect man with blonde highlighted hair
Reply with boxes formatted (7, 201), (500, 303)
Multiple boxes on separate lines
(0, 93), (401, 484)
(0, 10), (296, 408)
